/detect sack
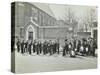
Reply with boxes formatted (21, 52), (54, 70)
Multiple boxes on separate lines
(71, 50), (75, 56)
(70, 50), (75, 57)
(80, 46), (84, 51)
(69, 45), (71, 48)
(75, 48), (77, 51)
(86, 47), (88, 52)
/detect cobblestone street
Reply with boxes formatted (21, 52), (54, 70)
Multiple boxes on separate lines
(14, 51), (97, 73)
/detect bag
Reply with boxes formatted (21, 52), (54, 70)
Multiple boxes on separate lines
(69, 45), (71, 49)
(86, 47), (88, 52)
(70, 50), (75, 57)
(80, 46), (84, 52)
(75, 48), (77, 51)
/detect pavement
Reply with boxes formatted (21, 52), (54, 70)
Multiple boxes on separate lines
(13, 51), (97, 73)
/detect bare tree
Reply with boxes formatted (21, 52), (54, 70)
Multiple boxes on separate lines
(82, 16), (89, 32)
(63, 7), (78, 33)
(82, 8), (96, 32)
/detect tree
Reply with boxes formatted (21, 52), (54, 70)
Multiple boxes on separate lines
(82, 8), (97, 32)
(63, 7), (78, 33)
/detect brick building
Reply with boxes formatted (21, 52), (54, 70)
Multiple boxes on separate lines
(12, 2), (71, 45)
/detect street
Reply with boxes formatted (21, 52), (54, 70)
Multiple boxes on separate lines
(14, 51), (97, 73)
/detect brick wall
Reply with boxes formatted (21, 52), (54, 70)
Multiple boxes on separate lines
(38, 27), (68, 45)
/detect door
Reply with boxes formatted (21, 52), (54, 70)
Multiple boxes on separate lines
(26, 25), (35, 41)
(28, 32), (33, 41)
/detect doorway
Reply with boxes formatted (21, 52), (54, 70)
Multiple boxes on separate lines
(28, 32), (33, 41)
(26, 25), (35, 41)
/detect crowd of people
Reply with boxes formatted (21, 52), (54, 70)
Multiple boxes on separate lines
(12, 37), (97, 57)
(62, 37), (97, 57)
(16, 39), (60, 55)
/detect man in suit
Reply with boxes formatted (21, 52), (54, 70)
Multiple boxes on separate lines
(39, 41), (42, 54)
(28, 40), (32, 55)
(36, 41), (39, 55)
(33, 40), (36, 53)
(48, 40), (52, 55)
(85, 40), (89, 56)
(57, 42), (60, 54)
(53, 41), (56, 54)
(37, 41), (42, 55)
(16, 39), (21, 52)
(45, 41), (48, 54)
(25, 40), (28, 53)
(92, 38), (97, 56)
(52, 42), (55, 54)
(77, 40), (81, 53)
(56, 39), (60, 54)
(43, 41), (47, 55)
(73, 39), (77, 51)
(63, 39), (68, 56)
(21, 40), (25, 54)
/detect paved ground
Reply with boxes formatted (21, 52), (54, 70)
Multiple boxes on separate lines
(14, 51), (97, 73)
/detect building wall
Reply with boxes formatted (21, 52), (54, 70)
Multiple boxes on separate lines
(14, 2), (69, 46)
(77, 32), (91, 39)
(14, 2), (57, 40)
(38, 27), (68, 45)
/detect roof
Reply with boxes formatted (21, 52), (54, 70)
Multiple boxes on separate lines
(31, 3), (55, 18)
